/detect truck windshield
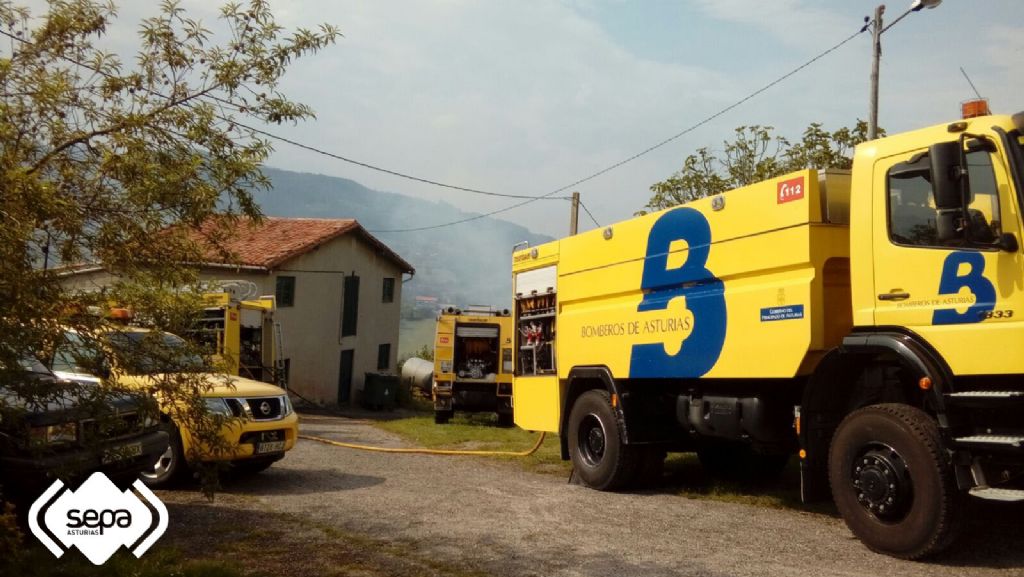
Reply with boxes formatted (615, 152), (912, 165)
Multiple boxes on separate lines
(106, 331), (205, 375)
(1010, 130), (1024, 213)
(1015, 131), (1024, 174)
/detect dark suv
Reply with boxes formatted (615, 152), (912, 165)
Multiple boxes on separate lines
(0, 356), (168, 503)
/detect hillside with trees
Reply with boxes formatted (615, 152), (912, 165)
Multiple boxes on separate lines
(254, 168), (554, 316)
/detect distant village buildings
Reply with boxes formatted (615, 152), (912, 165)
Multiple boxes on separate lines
(59, 217), (414, 405)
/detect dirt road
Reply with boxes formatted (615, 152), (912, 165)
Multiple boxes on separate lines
(163, 414), (1024, 577)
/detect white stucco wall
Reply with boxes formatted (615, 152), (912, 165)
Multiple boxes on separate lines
(59, 233), (407, 405)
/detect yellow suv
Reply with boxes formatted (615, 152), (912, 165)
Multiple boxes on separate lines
(52, 327), (298, 487)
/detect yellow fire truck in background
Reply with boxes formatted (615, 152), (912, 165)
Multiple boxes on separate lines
(511, 106), (1024, 559)
(432, 306), (514, 426)
(196, 290), (283, 386)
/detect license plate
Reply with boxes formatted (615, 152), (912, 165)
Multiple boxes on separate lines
(255, 441), (286, 454)
(102, 442), (143, 464)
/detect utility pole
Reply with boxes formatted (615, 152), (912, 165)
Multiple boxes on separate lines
(569, 191), (580, 236)
(867, 0), (942, 140)
(868, 4), (884, 141)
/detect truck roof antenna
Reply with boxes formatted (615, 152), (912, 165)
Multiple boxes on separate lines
(959, 67), (984, 101)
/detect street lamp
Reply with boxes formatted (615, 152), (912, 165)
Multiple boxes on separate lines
(868, 0), (942, 140)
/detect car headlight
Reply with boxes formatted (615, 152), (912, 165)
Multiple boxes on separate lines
(280, 395), (293, 417)
(203, 397), (234, 417)
(30, 422), (78, 445)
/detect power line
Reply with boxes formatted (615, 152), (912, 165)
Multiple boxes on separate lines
(0, 28), (566, 203)
(2, 22), (866, 234)
(373, 25), (867, 233)
(222, 115), (570, 201)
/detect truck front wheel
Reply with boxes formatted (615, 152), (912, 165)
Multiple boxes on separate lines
(828, 403), (963, 559)
(568, 390), (637, 491)
(140, 421), (186, 488)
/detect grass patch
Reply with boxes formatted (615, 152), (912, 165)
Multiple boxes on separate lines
(1, 547), (244, 577)
(375, 412), (568, 475)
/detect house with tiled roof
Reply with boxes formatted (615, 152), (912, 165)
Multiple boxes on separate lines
(59, 217), (415, 405)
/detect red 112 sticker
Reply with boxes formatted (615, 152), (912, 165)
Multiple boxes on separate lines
(777, 177), (804, 204)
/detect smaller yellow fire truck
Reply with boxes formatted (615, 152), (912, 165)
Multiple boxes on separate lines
(432, 306), (514, 425)
(195, 291), (283, 386)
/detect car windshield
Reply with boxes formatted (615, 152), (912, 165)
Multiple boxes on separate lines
(106, 331), (205, 375)
(16, 355), (53, 376)
(52, 331), (99, 375)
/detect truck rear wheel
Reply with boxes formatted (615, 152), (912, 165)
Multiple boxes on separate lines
(568, 390), (637, 491)
(828, 403), (963, 559)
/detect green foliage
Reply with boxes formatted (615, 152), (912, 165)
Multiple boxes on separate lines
(411, 344), (434, 362)
(642, 121), (883, 213)
(0, 0), (337, 494)
(375, 414), (567, 474)
(0, 500), (21, 564)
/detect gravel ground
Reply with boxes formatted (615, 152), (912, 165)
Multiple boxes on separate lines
(161, 413), (1024, 577)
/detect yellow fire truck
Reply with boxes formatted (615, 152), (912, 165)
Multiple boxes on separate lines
(196, 292), (282, 385)
(511, 106), (1024, 559)
(432, 306), (514, 425)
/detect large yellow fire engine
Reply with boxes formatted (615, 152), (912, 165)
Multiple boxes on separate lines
(511, 106), (1024, 559)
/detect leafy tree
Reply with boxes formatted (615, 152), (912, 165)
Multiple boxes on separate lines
(642, 121), (882, 213)
(0, 0), (338, 499)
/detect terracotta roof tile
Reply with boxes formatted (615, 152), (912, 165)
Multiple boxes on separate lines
(188, 217), (414, 273)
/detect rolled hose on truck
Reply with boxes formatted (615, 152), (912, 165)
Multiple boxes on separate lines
(299, 431), (546, 457)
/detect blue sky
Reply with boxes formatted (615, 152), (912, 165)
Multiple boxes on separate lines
(20, 1), (1024, 237)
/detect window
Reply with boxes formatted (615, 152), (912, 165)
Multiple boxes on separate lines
(341, 275), (360, 337)
(887, 148), (1001, 248)
(377, 343), (391, 370)
(382, 277), (395, 303)
(276, 276), (296, 307)
(964, 150), (1001, 244)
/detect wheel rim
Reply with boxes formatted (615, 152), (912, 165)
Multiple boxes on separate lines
(577, 413), (606, 468)
(850, 443), (913, 522)
(141, 444), (174, 481)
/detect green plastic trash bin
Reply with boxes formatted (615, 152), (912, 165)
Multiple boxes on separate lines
(363, 372), (398, 410)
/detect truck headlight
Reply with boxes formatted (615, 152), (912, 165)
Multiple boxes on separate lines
(30, 422), (78, 445)
(280, 395), (293, 417)
(204, 397), (234, 416)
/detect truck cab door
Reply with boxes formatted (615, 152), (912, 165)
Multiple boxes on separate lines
(871, 139), (1024, 375)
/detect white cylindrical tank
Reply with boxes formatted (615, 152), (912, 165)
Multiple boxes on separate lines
(401, 357), (434, 393)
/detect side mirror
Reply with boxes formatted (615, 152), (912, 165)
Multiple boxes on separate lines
(96, 358), (112, 380)
(929, 141), (967, 210)
(999, 233), (1020, 253)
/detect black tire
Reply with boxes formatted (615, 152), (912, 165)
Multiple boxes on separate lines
(496, 411), (514, 428)
(567, 390), (637, 491)
(434, 410), (453, 425)
(696, 441), (790, 481)
(140, 421), (187, 488)
(828, 403), (964, 560)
